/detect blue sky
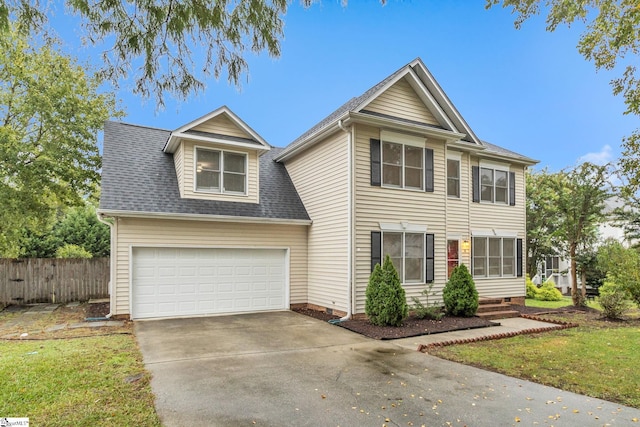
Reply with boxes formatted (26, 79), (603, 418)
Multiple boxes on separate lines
(60, 1), (637, 172)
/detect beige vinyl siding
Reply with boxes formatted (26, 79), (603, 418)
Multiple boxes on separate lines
(112, 217), (308, 316)
(353, 124), (447, 314)
(364, 77), (440, 126)
(445, 151), (471, 267)
(173, 142), (185, 197)
(192, 113), (252, 139)
(469, 158), (527, 297)
(181, 140), (259, 203)
(285, 131), (350, 313)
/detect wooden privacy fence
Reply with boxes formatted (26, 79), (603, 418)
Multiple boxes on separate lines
(0, 258), (110, 305)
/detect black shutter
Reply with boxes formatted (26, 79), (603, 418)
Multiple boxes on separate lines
(424, 148), (434, 192)
(371, 231), (381, 272)
(509, 171), (516, 206)
(472, 166), (480, 203)
(516, 238), (523, 277)
(426, 234), (435, 283)
(370, 139), (381, 186)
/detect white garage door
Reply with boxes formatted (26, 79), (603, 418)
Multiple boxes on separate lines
(132, 247), (287, 319)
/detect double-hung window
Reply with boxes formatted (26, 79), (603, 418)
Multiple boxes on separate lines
(195, 147), (247, 194)
(472, 237), (516, 278)
(383, 232), (424, 283)
(480, 167), (509, 204)
(447, 159), (460, 198)
(382, 141), (423, 190)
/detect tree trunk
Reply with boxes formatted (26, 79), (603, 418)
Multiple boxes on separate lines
(581, 269), (587, 300)
(570, 244), (580, 306)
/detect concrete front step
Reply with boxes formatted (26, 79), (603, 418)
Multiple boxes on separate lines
(477, 310), (521, 320)
(477, 303), (516, 314)
(479, 297), (504, 305)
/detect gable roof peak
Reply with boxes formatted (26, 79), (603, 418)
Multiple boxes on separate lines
(163, 105), (271, 154)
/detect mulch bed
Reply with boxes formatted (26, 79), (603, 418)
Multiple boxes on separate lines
(85, 302), (110, 318)
(293, 307), (499, 340)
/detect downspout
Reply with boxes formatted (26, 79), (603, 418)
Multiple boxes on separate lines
(96, 212), (115, 319)
(337, 118), (353, 321)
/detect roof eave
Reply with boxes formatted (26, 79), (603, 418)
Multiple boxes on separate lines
(348, 111), (466, 142)
(274, 112), (350, 162)
(165, 132), (271, 155)
(97, 209), (312, 225)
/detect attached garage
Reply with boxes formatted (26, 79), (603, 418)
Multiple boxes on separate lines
(131, 247), (288, 319)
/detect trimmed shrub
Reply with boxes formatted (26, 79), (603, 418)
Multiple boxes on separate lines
(55, 244), (92, 258)
(442, 264), (478, 317)
(598, 281), (633, 320)
(526, 276), (538, 299)
(365, 255), (408, 326)
(536, 279), (563, 301)
(411, 282), (444, 320)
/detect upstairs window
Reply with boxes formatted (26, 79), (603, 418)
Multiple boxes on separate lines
(382, 142), (423, 190)
(447, 159), (460, 198)
(473, 165), (515, 205)
(195, 147), (246, 194)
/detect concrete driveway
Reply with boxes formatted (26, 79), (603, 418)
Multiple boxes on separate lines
(136, 311), (640, 427)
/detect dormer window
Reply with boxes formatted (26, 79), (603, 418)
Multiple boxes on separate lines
(195, 147), (246, 194)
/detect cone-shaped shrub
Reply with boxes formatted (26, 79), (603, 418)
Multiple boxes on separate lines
(442, 264), (478, 317)
(365, 255), (408, 326)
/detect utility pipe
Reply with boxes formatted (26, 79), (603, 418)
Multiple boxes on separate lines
(337, 119), (353, 322)
(96, 212), (115, 319)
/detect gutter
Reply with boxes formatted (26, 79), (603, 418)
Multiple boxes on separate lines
(337, 119), (353, 322)
(96, 211), (115, 319)
(96, 209), (312, 226)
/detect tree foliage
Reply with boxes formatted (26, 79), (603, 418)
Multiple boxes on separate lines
(0, 0), (310, 106)
(0, 28), (121, 256)
(597, 239), (640, 307)
(548, 162), (611, 306)
(20, 204), (110, 258)
(55, 243), (93, 258)
(487, 0), (640, 197)
(526, 168), (560, 277)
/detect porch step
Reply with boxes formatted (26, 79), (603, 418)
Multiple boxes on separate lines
(477, 309), (521, 320)
(476, 298), (521, 320)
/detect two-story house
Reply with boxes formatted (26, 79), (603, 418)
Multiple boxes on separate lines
(98, 58), (537, 320)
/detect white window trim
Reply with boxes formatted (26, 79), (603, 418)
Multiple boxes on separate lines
(381, 130), (426, 148)
(194, 145), (248, 196)
(379, 222), (427, 233)
(382, 231), (426, 285)
(471, 236), (517, 278)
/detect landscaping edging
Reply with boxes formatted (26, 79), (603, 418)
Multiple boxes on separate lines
(417, 314), (579, 352)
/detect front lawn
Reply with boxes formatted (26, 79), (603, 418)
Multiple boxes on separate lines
(0, 304), (161, 427)
(0, 334), (161, 426)
(428, 311), (640, 408)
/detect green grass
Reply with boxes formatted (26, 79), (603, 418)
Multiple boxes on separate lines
(429, 313), (640, 408)
(525, 296), (574, 308)
(0, 335), (161, 426)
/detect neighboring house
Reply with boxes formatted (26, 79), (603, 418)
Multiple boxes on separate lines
(98, 58), (538, 320)
(535, 197), (633, 294)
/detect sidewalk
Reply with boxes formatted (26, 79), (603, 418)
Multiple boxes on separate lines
(391, 316), (568, 351)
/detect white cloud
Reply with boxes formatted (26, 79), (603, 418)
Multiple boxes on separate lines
(577, 144), (613, 166)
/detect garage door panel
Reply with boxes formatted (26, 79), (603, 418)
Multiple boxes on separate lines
(132, 247), (287, 319)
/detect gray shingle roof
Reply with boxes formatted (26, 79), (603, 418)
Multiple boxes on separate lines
(99, 121), (310, 221)
(480, 140), (538, 164)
